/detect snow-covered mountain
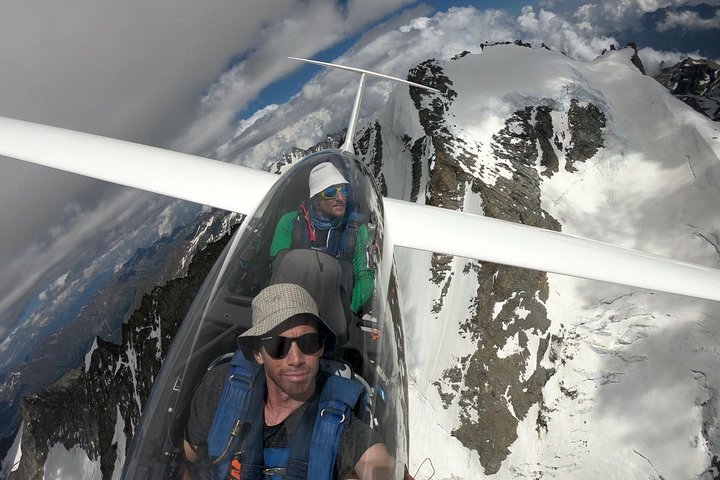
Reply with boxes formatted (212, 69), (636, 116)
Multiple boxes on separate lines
(4, 42), (720, 479)
(380, 44), (720, 478)
(258, 42), (720, 477)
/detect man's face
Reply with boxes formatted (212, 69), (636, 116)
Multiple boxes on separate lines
(254, 316), (324, 399)
(313, 183), (347, 219)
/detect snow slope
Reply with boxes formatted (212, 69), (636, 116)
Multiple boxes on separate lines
(382, 45), (720, 479)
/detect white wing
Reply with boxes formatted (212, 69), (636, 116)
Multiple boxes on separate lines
(385, 199), (720, 302)
(0, 116), (278, 215)
(3, 115), (720, 302)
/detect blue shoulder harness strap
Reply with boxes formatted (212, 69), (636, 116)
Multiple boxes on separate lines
(207, 350), (366, 480)
(305, 374), (365, 479)
(207, 350), (264, 479)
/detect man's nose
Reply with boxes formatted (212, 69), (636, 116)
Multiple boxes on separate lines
(285, 342), (305, 365)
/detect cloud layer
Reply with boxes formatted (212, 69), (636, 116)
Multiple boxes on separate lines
(0, 0), (415, 338)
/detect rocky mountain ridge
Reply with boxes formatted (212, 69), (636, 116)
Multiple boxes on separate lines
(0, 210), (238, 478)
(5, 229), (232, 480)
(360, 43), (720, 476)
(655, 57), (720, 121)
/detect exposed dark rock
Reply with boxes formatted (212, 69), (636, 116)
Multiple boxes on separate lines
(407, 59), (458, 141)
(627, 43), (647, 75)
(493, 106), (560, 178)
(655, 58), (720, 121)
(407, 60), (466, 315)
(7, 231), (232, 480)
(409, 137), (426, 203)
(355, 121), (388, 196)
(600, 43), (646, 75)
(696, 370), (720, 479)
(566, 100), (606, 171)
(481, 40), (533, 51)
(657, 58), (720, 96)
(403, 56), (564, 474)
(451, 51), (471, 60)
(492, 99), (605, 179)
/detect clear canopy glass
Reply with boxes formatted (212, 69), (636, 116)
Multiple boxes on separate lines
(122, 150), (409, 479)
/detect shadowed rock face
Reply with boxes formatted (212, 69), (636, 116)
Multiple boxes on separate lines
(392, 55), (605, 474)
(7, 230), (231, 480)
(655, 58), (720, 121)
(356, 120), (389, 197)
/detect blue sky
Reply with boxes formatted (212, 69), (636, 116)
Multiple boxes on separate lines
(233, 1), (534, 121)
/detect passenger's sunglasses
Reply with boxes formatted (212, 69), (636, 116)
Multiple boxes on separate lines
(260, 332), (324, 359)
(319, 184), (350, 199)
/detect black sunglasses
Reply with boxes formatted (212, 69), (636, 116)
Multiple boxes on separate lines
(260, 332), (324, 359)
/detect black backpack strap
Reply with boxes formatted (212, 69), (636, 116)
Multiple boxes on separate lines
(339, 212), (364, 263)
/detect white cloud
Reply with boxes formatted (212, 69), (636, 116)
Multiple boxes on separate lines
(170, 0), (417, 156)
(637, 47), (703, 76)
(518, 7), (618, 60)
(541, 0), (720, 32)
(656, 10), (720, 31)
(157, 206), (175, 238)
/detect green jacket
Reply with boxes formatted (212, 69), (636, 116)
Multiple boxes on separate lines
(270, 210), (375, 313)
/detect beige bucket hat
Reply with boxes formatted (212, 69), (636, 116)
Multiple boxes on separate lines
(238, 283), (329, 339)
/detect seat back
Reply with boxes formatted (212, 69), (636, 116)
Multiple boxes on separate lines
(270, 249), (350, 342)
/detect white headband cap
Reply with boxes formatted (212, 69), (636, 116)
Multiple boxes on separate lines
(308, 162), (348, 198)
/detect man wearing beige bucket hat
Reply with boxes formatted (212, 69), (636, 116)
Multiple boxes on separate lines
(182, 283), (395, 480)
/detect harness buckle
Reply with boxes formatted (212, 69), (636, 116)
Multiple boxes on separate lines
(228, 373), (253, 389)
(262, 466), (287, 476)
(320, 407), (346, 423)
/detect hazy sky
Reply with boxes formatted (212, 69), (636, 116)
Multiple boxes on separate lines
(0, 0), (718, 341)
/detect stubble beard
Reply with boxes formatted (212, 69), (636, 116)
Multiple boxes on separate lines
(268, 367), (316, 399)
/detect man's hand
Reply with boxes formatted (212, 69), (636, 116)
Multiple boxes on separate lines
(352, 443), (397, 480)
(180, 440), (200, 480)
